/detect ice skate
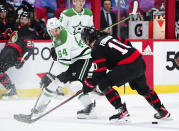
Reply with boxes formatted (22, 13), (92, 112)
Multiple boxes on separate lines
(77, 101), (97, 119)
(154, 104), (172, 120)
(109, 103), (130, 123)
(2, 84), (18, 99)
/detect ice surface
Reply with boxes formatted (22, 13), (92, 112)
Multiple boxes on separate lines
(0, 93), (179, 131)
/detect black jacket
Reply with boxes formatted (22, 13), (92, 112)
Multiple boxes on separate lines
(100, 10), (117, 36)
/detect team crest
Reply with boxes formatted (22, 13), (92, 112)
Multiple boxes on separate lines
(9, 31), (18, 43)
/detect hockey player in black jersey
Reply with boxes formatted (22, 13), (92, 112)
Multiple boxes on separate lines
(0, 12), (36, 99)
(81, 27), (172, 122)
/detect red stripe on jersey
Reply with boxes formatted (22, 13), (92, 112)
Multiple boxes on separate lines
(25, 46), (34, 48)
(145, 90), (155, 99)
(109, 95), (120, 103)
(117, 50), (141, 66)
(94, 67), (107, 72)
(17, 57), (25, 63)
(124, 39), (128, 45)
(153, 98), (160, 104)
(84, 79), (95, 89)
(105, 88), (115, 95)
(149, 98), (160, 105)
(2, 78), (10, 85)
(5, 43), (23, 56)
(0, 73), (5, 78)
(93, 58), (106, 64)
(117, 36), (122, 41)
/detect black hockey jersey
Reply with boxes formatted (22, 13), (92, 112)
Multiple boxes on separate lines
(90, 35), (141, 85)
(5, 27), (36, 61)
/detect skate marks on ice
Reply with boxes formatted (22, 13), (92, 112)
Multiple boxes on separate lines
(0, 93), (179, 131)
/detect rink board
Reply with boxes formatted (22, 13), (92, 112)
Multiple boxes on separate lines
(0, 40), (179, 97)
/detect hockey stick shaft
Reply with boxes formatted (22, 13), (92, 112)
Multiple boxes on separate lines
(31, 61), (55, 115)
(48, 61), (55, 73)
(104, 16), (130, 30)
(31, 90), (83, 123)
(104, 0), (138, 31)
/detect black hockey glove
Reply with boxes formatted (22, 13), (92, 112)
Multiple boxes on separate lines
(57, 72), (72, 83)
(51, 47), (57, 61)
(83, 78), (95, 94)
(15, 58), (25, 69)
(40, 73), (56, 88)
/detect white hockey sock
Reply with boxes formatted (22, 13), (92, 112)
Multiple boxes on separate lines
(35, 89), (54, 110)
(78, 94), (93, 107)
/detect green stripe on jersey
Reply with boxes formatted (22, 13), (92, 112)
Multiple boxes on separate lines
(79, 59), (89, 80)
(59, 62), (70, 66)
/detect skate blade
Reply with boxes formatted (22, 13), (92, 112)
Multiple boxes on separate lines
(110, 117), (131, 124)
(77, 113), (97, 119)
(154, 113), (173, 121)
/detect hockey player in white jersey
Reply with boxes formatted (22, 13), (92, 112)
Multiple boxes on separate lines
(59, 0), (93, 42)
(31, 17), (96, 119)
(59, 0), (103, 96)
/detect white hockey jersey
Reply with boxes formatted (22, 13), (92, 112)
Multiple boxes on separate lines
(51, 27), (91, 73)
(59, 8), (93, 41)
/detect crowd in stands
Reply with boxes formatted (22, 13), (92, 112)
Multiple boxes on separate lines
(0, 0), (50, 40)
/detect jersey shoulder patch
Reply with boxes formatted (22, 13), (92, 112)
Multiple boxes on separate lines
(8, 31), (18, 43)
(83, 8), (93, 16)
(63, 8), (76, 17)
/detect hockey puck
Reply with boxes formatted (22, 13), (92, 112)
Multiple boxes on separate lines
(152, 122), (158, 124)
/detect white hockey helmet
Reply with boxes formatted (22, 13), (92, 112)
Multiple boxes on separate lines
(72, 0), (85, 6)
(46, 17), (61, 36)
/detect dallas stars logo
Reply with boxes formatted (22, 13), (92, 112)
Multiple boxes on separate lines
(72, 22), (86, 35)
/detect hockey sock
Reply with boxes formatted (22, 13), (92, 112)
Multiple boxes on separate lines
(78, 94), (93, 107)
(67, 80), (93, 107)
(0, 72), (13, 90)
(35, 88), (54, 110)
(145, 90), (162, 109)
(104, 87), (122, 109)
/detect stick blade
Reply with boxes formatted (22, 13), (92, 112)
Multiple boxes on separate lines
(14, 114), (33, 124)
(131, 1), (138, 14)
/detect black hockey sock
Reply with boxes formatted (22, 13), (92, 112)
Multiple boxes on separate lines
(104, 87), (122, 109)
(0, 72), (13, 90)
(145, 90), (162, 109)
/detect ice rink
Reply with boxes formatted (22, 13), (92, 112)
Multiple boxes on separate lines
(0, 93), (179, 131)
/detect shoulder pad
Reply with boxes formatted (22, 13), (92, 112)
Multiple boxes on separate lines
(63, 8), (76, 17)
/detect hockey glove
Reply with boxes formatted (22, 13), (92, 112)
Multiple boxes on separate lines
(57, 72), (72, 83)
(40, 73), (56, 88)
(51, 47), (57, 61)
(83, 78), (95, 94)
(15, 57), (25, 69)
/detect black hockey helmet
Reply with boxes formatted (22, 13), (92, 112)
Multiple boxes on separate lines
(0, 5), (7, 12)
(20, 11), (30, 19)
(81, 27), (100, 45)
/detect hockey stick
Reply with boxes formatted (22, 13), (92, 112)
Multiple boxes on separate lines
(14, 90), (83, 123)
(104, 0), (138, 31)
(31, 61), (55, 113)
(13, 61), (55, 122)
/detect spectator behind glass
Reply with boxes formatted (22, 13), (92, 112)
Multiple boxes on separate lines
(15, 1), (50, 40)
(0, 4), (13, 40)
(100, 0), (117, 36)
